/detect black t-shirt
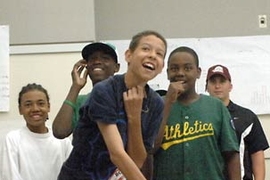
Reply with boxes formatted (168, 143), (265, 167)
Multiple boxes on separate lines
(227, 101), (269, 180)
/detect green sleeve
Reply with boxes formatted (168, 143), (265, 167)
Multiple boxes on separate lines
(72, 94), (89, 128)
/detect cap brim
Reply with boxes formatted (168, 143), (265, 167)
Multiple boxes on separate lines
(156, 90), (167, 96)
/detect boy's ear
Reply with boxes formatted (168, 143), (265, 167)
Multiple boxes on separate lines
(18, 106), (23, 115)
(114, 63), (120, 73)
(229, 83), (233, 92)
(48, 102), (51, 112)
(167, 68), (170, 80)
(197, 67), (202, 79)
(125, 49), (131, 63)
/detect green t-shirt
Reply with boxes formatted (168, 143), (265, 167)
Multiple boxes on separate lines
(154, 94), (239, 180)
(71, 94), (89, 128)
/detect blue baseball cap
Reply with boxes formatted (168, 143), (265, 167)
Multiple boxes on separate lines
(81, 42), (118, 63)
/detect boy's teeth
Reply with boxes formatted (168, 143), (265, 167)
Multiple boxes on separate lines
(143, 63), (154, 70)
(93, 68), (102, 71)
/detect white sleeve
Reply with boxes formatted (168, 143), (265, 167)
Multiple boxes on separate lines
(0, 132), (24, 180)
(64, 138), (73, 159)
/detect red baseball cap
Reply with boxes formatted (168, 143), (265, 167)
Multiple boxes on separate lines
(206, 64), (231, 81)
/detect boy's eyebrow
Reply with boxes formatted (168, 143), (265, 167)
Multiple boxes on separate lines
(23, 99), (45, 103)
(169, 62), (193, 66)
(141, 42), (165, 52)
(169, 63), (178, 66)
(184, 62), (194, 66)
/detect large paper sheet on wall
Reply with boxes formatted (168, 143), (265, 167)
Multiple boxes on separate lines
(0, 25), (9, 111)
(107, 35), (270, 115)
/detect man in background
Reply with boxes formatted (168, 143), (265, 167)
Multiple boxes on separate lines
(206, 64), (269, 180)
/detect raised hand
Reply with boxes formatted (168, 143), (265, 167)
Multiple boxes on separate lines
(123, 86), (144, 121)
(71, 59), (88, 91)
(166, 81), (185, 103)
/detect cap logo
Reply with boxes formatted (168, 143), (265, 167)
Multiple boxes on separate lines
(212, 66), (224, 73)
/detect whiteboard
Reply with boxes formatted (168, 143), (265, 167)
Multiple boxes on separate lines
(106, 35), (270, 115)
(0, 25), (9, 111)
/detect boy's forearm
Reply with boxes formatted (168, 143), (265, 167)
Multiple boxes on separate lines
(225, 151), (241, 180)
(52, 86), (79, 139)
(154, 98), (173, 152)
(127, 116), (147, 168)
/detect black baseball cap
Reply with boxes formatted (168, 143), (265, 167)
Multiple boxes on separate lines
(81, 42), (118, 63)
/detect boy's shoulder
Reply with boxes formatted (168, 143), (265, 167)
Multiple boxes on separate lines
(4, 127), (24, 144)
(199, 94), (225, 107)
(201, 94), (222, 102)
(94, 74), (124, 88)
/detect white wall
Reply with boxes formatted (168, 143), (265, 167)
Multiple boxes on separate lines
(0, 51), (93, 144)
(1, 0), (95, 44)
